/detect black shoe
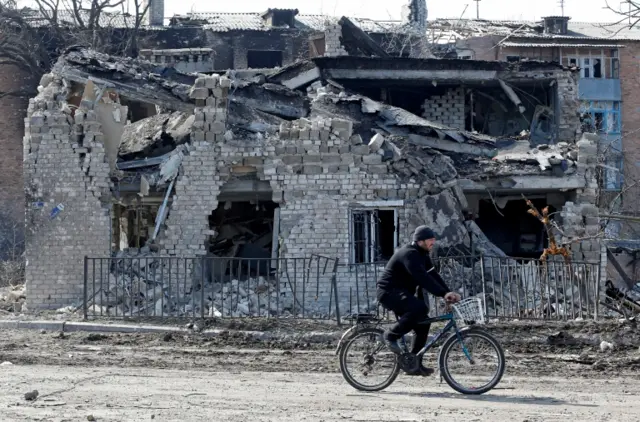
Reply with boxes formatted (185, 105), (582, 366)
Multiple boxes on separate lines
(404, 365), (435, 376)
(382, 330), (403, 355)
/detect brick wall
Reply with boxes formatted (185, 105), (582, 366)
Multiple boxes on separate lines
(324, 23), (348, 57)
(421, 87), (465, 129)
(0, 65), (35, 253)
(619, 41), (640, 214)
(24, 74), (111, 310)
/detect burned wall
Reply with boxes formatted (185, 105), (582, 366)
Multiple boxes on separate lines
(24, 75), (112, 310)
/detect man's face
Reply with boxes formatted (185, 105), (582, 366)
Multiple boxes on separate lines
(418, 238), (436, 251)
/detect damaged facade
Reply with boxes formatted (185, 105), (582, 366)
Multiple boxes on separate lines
(428, 17), (640, 232)
(23, 41), (601, 319)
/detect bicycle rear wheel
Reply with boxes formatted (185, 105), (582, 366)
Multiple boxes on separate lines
(339, 327), (400, 392)
(438, 328), (505, 395)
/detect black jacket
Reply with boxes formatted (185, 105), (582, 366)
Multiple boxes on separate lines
(377, 243), (451, 297)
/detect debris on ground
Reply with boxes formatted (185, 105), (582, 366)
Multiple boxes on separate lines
(24, 390), (38, 401)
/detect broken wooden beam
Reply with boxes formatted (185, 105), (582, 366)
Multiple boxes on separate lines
(338, 16), (390, 58)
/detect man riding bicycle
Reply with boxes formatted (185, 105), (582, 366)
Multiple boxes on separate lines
(377, 226), (461, 376)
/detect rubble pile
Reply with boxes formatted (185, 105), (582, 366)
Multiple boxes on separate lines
(603, 280), (640, 318)
(0, 285), (26, 312)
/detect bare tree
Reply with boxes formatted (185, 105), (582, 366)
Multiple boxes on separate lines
(604, 1), (640, 29)
(0, 0), (151, 64)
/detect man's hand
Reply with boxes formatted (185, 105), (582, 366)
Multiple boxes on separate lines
(444, 292), (461, 303)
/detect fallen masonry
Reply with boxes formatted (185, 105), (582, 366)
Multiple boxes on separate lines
(23, 47), (604, 320)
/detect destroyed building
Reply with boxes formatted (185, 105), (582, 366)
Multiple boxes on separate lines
(22, 37), (603, 319)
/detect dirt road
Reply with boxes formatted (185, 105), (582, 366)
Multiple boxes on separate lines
(0, 365), (637, 422)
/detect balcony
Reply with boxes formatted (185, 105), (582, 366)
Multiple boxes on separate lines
(578, 78), (621, 101)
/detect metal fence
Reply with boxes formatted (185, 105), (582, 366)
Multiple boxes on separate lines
(83, 254), (341, 322)
(83, 253), (601, 322)
(342, 255), (601, 321)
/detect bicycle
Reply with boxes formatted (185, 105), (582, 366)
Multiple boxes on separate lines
(335, 297), (505, 395)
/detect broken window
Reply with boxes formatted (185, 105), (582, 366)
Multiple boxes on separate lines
(350, 209), (398, 264)
(579, 101), (621, 134)
(247, 50), (283, 69)
(506, 56), (520, 63)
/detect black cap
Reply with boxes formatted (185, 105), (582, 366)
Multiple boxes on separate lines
(413, 226), (436, 242)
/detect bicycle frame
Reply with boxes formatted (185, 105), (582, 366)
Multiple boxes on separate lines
(410, 313), (474, 362)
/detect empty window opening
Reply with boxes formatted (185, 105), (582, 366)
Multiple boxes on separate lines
(208, 200), (278, 277)
(350, 209), (398, 264)
(579, 101), (621, 134)
(476, 198), (556, 258)
(247, 50), (283, 69)
(112, 203), (160, 252)
(119, 97), (159, 123)
(593, 58), (602, 78)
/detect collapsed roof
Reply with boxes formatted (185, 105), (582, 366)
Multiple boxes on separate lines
(48, 47), (583, 194)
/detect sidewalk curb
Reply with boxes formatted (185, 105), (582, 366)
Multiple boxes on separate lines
(0, 320), (343, 343)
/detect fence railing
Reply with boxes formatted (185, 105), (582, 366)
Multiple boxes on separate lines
(342, 255), (601, 321)
(83, 253), (601, 323)
(83, 254), (341, 322)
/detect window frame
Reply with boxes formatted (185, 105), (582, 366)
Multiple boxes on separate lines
(348, 201), (402, 265)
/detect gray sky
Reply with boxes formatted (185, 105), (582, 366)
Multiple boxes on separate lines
(16, 0), (630, 23)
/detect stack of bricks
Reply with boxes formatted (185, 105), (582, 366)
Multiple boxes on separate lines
(559, 133), (600, 264)
(23, 73), (111, 310)
(421, 87), (466, 129)
(324, 22), (348, 57)
(189, 73), (231, 143)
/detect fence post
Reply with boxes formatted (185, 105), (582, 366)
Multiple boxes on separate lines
(479, 254), (487, 317)
(595, 261), (601, 321)
(201, 256), (206, 319)
(83, 256), (88, 320)
(331, 258), (341, 326)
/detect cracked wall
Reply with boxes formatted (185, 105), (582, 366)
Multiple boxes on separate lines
(24, 74), (111, 310)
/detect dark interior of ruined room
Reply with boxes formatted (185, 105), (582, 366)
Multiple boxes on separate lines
(247, 50), (284, 68)
(208, 200), (277, 257)
(338, 80), (556, 138)
(476, 198), (556, 258)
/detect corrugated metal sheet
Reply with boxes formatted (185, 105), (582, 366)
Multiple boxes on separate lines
(431, 18), (640, 41)
(180, 12), (401, 33)
(501, 42), (624, 48)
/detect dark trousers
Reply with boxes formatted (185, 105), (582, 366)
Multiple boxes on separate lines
(377, 288), (431, 354)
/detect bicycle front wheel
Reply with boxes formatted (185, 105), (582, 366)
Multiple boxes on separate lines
(438, 328), (505, 395)
(339, 327), (400, 392)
